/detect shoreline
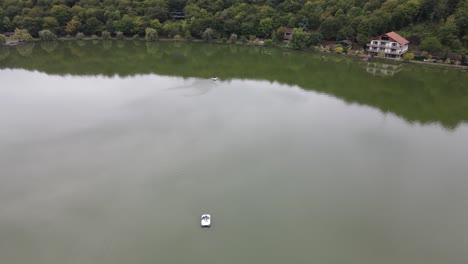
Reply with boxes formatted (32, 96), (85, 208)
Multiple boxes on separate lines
(1, 37), (467, 70)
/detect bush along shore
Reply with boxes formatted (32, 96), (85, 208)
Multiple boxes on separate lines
(1, 27), (466, 68)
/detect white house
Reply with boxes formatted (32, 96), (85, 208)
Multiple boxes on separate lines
(367, 31), (409, 58)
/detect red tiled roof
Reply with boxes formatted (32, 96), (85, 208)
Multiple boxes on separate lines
(386, 31), (409, 45)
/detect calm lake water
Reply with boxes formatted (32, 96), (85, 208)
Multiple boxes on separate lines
(1, 41), (468, 264)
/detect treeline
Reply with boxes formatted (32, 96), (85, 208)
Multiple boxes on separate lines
(0, 0), (467, 52)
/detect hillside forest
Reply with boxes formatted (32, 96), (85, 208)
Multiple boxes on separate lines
(0, 0), (467, 53)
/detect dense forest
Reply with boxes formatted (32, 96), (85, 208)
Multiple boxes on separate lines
(0, 0), (467, 52)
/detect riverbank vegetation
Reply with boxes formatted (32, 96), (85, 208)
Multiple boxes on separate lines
(0, 0), (467, 53)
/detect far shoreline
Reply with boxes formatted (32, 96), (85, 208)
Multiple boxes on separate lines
(2, 37), (467, 70)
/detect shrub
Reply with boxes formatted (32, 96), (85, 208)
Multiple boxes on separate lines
(39, 30), (57, 41)
(13, 28), (32, 42)
(377, 50), (385, 57)
(145, 28), (158, 41)
(249, 35), (256, 41)
(116, 31), (124, 40)
(306, 32), (323, 46)
(402, 52), (415, 60)
(264, 39), (273, 47)
(133, 34), (140, 39)
(229, 33), (238, 44)
(0, 34), (6, 45)
(334, 46), (344, 54)
(76, 32), (85, 40)
(174, 35), (182, 41)
(101, 31), (111, 40)
(91, 34), (98, 40)
(290, 28), (308, 49)
(202, 28), (214, 42)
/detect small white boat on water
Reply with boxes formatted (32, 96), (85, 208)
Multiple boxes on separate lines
(201, 214), (211, 227)
(211, 77), (218, 81)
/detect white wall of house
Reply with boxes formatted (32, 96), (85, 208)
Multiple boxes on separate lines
(368, 40), (408, 58)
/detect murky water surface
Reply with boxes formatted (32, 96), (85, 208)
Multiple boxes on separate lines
(1, 41), (467, 264)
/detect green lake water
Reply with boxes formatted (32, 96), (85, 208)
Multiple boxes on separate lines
(0, 41), (468, 264)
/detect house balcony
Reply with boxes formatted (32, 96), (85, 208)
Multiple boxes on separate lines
(368, 43), (390, 48)
(385, 50), (404, 55)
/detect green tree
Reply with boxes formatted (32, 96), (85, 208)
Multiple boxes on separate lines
(50, 4), (72, 26)
(145, 27), (158, 41)
(439, 16), (462, 50)
(12, 16), (42, 37)
(338, 25), (355, 41)
(420, 36), (443, 52)
(320, 17), (342, 40)
(142, 0), (168, 22)
(115, 14), (133, 35)
(133, 16), (148, 35)
(2, 17), (12, 31)
(42, 16), (59, 32)
(290, 28), (308, 49)
(84, 17), (104, 35)
(39, 29), (57, 41)
(306, 32), (323, 46)
(163, 22), (182, 37)
(259, 18), (273, 38)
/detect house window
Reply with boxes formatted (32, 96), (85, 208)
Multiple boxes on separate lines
(373, 41), (378, 45)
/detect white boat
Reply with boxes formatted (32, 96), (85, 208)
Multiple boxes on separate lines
(201, 214), (211, 227)
(211, 77), (218, 81)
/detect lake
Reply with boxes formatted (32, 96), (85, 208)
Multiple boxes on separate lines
(1, 41), (468, 264)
